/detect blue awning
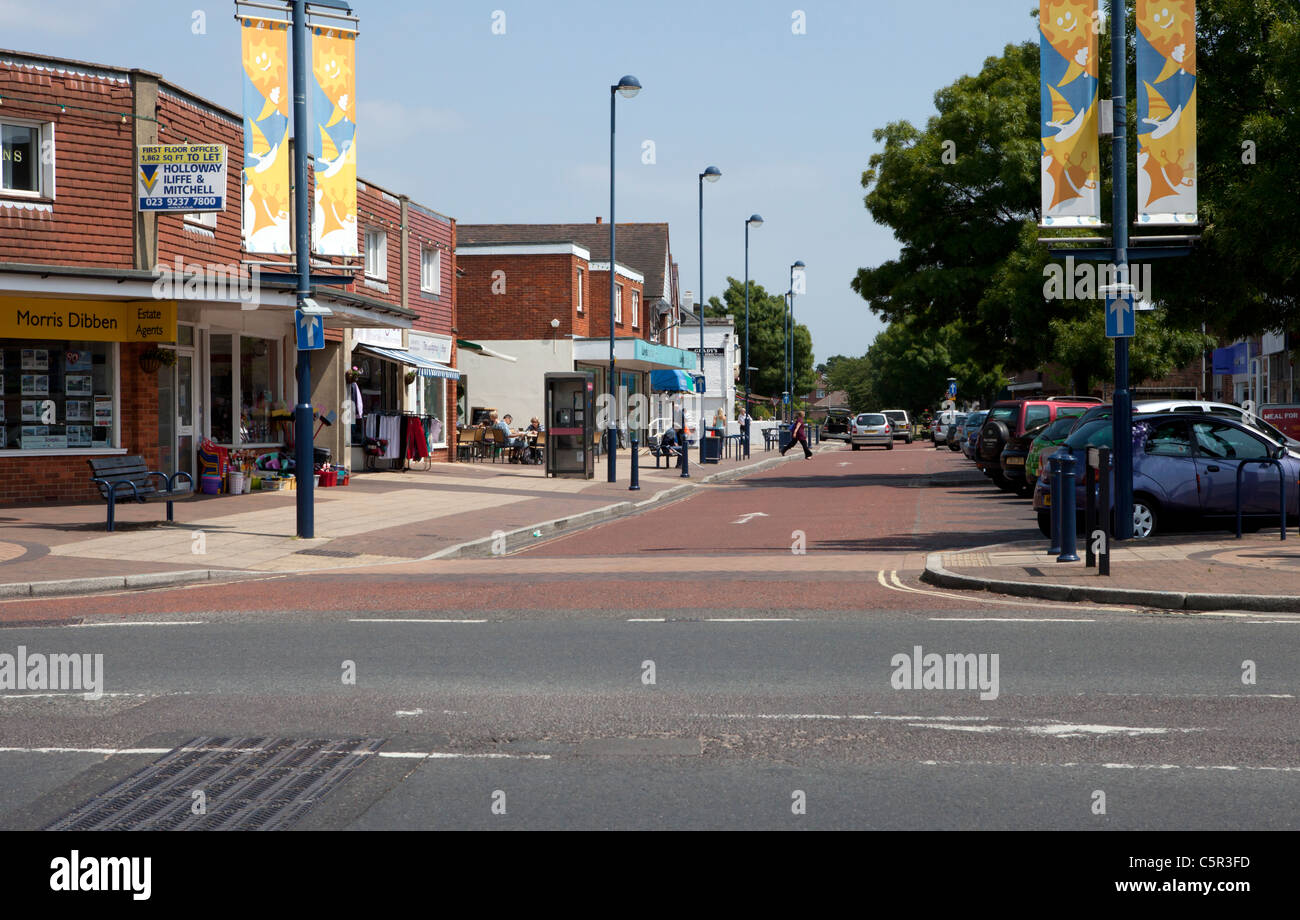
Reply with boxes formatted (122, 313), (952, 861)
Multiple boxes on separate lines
(651, 369), (696, 392)
(354, 343), (461, 379)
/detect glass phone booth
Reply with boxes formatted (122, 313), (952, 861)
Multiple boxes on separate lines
(545, 371), (595, 479)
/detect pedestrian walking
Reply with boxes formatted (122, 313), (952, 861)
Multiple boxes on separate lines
(781, 411), (813, 460)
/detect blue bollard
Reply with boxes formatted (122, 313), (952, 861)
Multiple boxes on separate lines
(1048, 454), (1062, 556)
(629, 437), (640, 491)
(1057, 451), (1080, 563)
(680, 432), (690, 478)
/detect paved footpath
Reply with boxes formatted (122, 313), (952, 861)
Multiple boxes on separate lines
(0, 441), (833, 596)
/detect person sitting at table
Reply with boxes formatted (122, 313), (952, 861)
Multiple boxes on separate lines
(499, 413), (529, 462)
(523, 417), (543, 463)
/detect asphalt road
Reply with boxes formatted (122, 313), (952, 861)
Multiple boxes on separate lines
(1, 441), (1296, 831)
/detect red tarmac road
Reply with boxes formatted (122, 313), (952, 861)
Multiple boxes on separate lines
(6, 442), (1052, 621)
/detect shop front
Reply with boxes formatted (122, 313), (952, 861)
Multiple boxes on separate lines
(0, 292), (177, 505)
(572, 336), (698, 444)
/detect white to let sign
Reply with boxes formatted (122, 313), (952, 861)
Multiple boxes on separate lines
(138, 144), (227, 212)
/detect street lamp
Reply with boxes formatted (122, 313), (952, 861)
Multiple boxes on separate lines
(743, 213), (762, 458)
(787, 260), (804, 423)
(607, 74), (641, 482)
(698, 165), (720, 463)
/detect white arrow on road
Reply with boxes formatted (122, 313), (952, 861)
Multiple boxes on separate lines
(838, 462), (851, 467)
(732, 512), (768, 525)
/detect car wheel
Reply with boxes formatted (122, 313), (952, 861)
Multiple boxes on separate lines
(905, 436), (913, 444)
(887, 442), (894, 450)
(1016, 479), (1035, 498)
(852, 443), (860, 451)
(990, 471), (1013, 491)
(948, 441), (960, 452)
(1038, 510), (1052, 538)
(1130, 498), (1158, 539)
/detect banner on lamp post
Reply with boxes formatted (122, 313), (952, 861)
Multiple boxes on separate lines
(311, 25), (358, 257)
(1039, 1), (1102, 227)
(1136, 0), (1197, 225)
(240, 16), (292, 254)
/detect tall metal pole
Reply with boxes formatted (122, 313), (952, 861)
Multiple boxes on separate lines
(291, 0), (314, 538)
(698, 173), (706, 464)
(1110, 0), (1133, 540)
(784, 292), (790, 423)
(743, 220), (751, 455)
(607, 86), (618, 482)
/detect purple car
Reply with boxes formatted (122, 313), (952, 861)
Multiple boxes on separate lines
(1032, 413), (1299, 539)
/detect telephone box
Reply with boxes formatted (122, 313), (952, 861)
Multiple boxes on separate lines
(545, 372), (595, 479)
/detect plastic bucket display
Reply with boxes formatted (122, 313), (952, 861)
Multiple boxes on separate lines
(200, 474), (222, 495)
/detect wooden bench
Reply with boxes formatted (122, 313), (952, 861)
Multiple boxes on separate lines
(87, 456), (193, 532)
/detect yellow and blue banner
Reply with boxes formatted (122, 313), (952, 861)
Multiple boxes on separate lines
(240, 16), (292, 254)
(1039, 1), (1101, 227)
(311, 25), (358, 257)
(1137, 0), (1197, 225)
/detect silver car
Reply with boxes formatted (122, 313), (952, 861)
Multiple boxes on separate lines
(851, 413), (894, 450)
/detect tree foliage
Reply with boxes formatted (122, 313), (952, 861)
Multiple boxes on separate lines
(707, 277), (815, 405)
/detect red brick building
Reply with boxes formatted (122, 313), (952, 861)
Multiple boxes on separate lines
(0, 48), (455, 505)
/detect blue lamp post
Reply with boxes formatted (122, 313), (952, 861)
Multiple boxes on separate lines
(743, 213), (763, 457)
(698, 165), (720, 463)
(607, 74), (641, 482)
(787, 260), (804, 423)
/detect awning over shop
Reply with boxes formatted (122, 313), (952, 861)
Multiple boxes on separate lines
(353, 343), (461, 379)
(650, 369), (697, 392)
(457, 339), (518, 362)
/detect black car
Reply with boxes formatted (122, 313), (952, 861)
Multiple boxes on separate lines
(823, 408), (852, 440)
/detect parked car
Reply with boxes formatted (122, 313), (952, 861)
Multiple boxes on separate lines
(1032, 413), (1299, 539)
(881, 409), (913, 444)
(960, 411), (988, 460)
(850, 412), (894, 450)
(1024, 414), (1085, 483)
(823, 407), (853, 441)
(944, 413), (967, 451)
(1134, 399), (1300, 453)
(932, 408), (960, 448)
(978, 396), (1102, 492)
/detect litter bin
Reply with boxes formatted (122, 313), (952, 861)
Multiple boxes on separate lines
(702, 433), (722, 463)
(779, 425), (793, 451)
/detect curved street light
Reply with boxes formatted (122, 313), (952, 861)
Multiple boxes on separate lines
(607, 74), (641, 482)
(698, 166), (721, 462)
(743, 214), (763, 457)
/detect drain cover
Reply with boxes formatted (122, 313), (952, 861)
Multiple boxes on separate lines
(293, 548), (361, 558)
(44, 736), (383, 831)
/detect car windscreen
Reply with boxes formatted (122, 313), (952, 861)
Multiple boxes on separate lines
(988, 406), (1017, 423)
(857, 414), (886, 426)
(1063, 418), (1114, 450)
(882, 411), (905, 421)
(1039, 417), (1078, 440)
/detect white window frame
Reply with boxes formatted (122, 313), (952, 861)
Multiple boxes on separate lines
(365, 228), (388, 281)
(421, 246), (441, 295)
(631, 290), (639, 329)
(0, 118), (56, 200)
(185, 211), (218, 229)
(615, 283), (623, 324)
(576, 268), (584, 314)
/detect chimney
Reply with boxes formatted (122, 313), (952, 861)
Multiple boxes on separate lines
(595, 216), (603, 224)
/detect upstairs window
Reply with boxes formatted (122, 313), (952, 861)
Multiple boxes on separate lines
(421, 247), (441, 294)
(365, 228), (388, 280)
(615, 283), (623, 324)
(576, 268), (584, 313)
(631, 290), (639, 328)
(1, 120), (55, 198)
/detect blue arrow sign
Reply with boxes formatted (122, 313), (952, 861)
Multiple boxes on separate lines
(295, 309), (325, 351)
(1105, 291), (1135, 339)
(945, 380), (957, 399)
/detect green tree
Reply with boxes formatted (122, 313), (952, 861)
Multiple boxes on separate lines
(1049, 313), (1212, 395)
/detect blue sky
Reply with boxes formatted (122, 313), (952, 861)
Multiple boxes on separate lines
(3, 0), (1039, 363)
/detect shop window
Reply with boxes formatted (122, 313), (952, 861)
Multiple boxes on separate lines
(1, 120), (55, 199)
(209, 333), (282, 447)
(421, 247), (441, 295)
(0, 339), (116, 451)
(418, 375), (448, 447)
(365, 228), (387, 280)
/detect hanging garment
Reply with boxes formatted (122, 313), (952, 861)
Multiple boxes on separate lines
(379, 414), (401, 459)
(350, 381), (364, 418)
(406, 416), (429, 461)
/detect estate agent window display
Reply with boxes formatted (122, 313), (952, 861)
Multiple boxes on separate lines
(0, 339), (117, 451)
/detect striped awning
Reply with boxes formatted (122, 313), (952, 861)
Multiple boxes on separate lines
(354, 343), (461, 379)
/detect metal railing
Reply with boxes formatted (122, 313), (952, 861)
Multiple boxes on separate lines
(1235, 459), (1288, 541)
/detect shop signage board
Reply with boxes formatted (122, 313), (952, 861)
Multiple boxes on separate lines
(1261, 405), (1300, 442)
(0, 297), (177, 343)
(138, 144), (227, 212)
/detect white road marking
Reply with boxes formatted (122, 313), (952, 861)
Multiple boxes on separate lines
(349, 618), (488, 624)
(395, 709), (424, 717)
(878, 569), (1125, 615)
(627, 618), (666, 622)
(910, 722), (1201, 737)
(0, 692), (150, 700)
(731, 512), (769, 525)
(919, 759), (1300, 774)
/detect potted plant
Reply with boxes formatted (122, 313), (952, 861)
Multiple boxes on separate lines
(345, 365), (363, 384)
(405, 369), (418, 386)
(139, 347), (177, 375)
